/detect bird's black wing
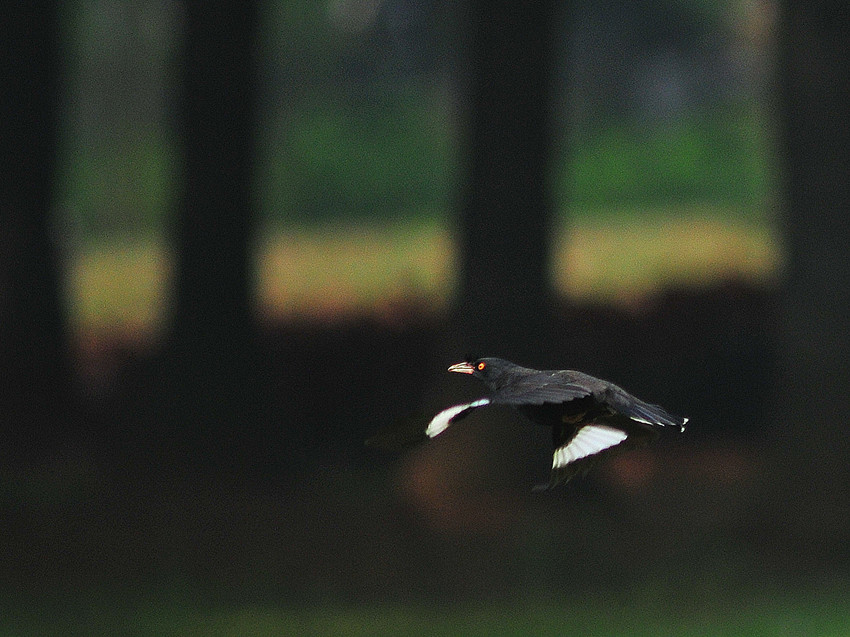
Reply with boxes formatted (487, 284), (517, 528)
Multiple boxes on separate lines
(490, 371), (593, 407)
(424, 398), (491, 439)
(535, 414), (660, 490)
(366, 414), (433, 451)
(372, 397), (494, 449)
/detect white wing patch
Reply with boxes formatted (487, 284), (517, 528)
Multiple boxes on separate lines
(552, 424), (628, 469)
(425, 398), (490, 438)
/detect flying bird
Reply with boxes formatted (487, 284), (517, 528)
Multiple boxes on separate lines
(426, 357), (687, 490)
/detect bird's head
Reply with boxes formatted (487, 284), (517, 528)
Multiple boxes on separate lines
(447, 357), (521, 391)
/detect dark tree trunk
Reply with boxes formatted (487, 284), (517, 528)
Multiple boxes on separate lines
(0, 4), (71, 461)
(167, 1), (266, 478)
(175, 1), (257, 343)
(773, 0), (850, 552)
(455, 1), (556, 362)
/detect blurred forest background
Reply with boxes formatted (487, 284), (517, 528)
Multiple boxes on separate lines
(1, 0), (849, 634)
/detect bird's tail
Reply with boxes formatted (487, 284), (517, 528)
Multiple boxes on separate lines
(626, 399), (688, 432)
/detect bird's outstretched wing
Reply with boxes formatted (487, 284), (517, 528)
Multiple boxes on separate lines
(425, 398), (491, 438)
(491, 376), (592, 407)
(535, 414), (661, 491)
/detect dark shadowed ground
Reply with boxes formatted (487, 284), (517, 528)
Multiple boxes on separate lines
(7, 278), (841, 620)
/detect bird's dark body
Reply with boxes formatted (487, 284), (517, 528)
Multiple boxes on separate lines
(479, 362), (676, 422)
(424, 357), (687, 489)
(517, 395), (604, 429)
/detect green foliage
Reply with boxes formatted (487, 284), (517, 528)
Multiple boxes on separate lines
(61, 95), (774, 238)
(258, 90), (456, 226)
(57, 0), (777, 238)
(3, 588), (848, 636)
(559, 104), (775, 218)
(60, 129), (177, 238)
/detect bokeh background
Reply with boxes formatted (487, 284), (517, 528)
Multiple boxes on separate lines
(2, 1), (849, 634)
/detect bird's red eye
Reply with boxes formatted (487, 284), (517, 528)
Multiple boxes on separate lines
(477, 362), (486, 371)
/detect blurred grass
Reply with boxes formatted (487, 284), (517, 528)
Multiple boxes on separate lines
(61, 99), (774, 232)
(3, 587), (848, 636)
(256, 217), (455, 322)
(61, 86), (779, 339)
(554, 208), (780, 305)
(67, 209), (780, 340)
(560, 106), (775, 215)
(68, 237), (170, 342)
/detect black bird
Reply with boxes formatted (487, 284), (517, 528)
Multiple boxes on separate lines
(426, 357), (687, 490)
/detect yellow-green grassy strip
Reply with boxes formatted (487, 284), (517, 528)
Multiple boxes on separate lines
(67, 237), (171, 339)
(255, 219), (455, 321)
(67, 212), (780, 337)
(554, 208), (782, 305)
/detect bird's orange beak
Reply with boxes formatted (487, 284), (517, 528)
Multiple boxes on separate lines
(448, 361), (475, 374)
